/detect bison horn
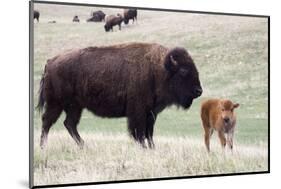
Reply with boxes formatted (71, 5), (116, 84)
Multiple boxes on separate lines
(170, 55), (178, 66)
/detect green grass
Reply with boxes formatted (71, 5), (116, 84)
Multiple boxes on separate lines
(33, 3), (268, 186)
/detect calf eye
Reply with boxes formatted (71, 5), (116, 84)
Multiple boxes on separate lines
(221, 108), (225, 111)
(179, 68), (189, 77)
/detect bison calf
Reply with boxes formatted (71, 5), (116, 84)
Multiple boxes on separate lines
(201, 99), (239, 152)
(72, 15), (80, 22)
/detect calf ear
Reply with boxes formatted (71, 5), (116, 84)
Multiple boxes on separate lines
(233, 103), (240, 108)
(164, 54), (178, 73)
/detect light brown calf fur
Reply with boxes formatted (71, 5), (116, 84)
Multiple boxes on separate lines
(201, 99), (239, 152)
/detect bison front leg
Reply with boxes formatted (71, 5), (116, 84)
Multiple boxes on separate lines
(63, 105), (84, 148)
(218, 130), (226, 149)
(127, 114), (147, 148)
(226, 131), (234, 151)
(146, 111), (157, 149)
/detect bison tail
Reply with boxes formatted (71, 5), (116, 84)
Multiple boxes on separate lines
(36, 69), (46, 112)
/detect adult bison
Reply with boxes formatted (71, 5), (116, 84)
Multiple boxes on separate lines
(87, 10), (106, 22)
(123, 9), (137, 24)
(34, 10), (40, 22)
(93, 10), (106, 21)
(37, 42), (202, 149)
(104, 14), (123, 32)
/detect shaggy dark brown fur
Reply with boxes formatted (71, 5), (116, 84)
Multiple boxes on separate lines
(34, 10), (40, 22)
(91, 10), (106, 22)
(123, 9), (137, 25)
(104, 15), (123, 32)
(37, 42), (202, 149)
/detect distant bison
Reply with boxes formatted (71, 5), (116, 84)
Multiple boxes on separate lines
(34, 10), (40, 22)
(123, 9), (137, 24)
(72, 15), (80, 22)
(104, 15), (123, 32)
(37, 42), (202, 149)
(92, 10), (106, 21)
(201, 99), (239, 152)
(87, 10), (106, 22)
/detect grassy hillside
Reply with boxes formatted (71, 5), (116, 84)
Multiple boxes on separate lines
(32, 3), (268, 186)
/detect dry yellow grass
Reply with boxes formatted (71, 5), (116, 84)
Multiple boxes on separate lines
(33, 131), (267, 186)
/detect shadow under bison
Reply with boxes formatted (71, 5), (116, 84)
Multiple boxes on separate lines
(37, 42), (202, 149)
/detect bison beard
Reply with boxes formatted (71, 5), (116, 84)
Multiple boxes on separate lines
(37, 42), (202, 149)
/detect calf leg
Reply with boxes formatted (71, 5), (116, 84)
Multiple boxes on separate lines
(226, 131), (234, 150)
(218, 130), (226, 149)
(40, 103), (63, 149)
(63, 105), (84, 148)
(203, 126), (211, 152)
(146, 111), (157, 149)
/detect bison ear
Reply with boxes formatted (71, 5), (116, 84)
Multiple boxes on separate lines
(233, 103), (240, 109)
(164, 54), (178, 73)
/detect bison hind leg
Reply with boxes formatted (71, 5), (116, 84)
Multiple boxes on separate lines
(40, 103), (63, 149)
(203, 126), (212, 152)
(63, 105), (84, 148)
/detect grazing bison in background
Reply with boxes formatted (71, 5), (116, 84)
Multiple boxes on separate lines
(34, 10), (40, 22)
(72, 15), (80, 22)
(201, 99), (239, 152)
(37, 42), (202, 149)
(104, 14), (123, 32)
(123, 9), (137, 24)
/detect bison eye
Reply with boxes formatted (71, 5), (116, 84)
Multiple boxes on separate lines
(179, 68), (189, 77)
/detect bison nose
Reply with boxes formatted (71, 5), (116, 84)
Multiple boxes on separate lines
(194, 87), (202, 97)
(224, 117), (230, 123)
